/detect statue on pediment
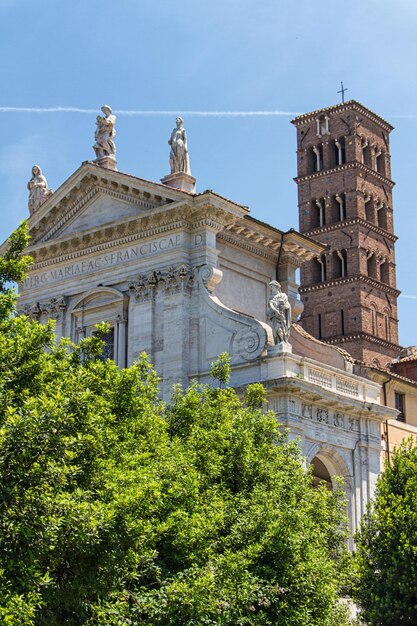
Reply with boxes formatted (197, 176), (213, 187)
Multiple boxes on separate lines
(27, 165), (53, 215)
(93, 105), (116, 159)
(168, 117), (191, 175)
(268, 280), (291, 343)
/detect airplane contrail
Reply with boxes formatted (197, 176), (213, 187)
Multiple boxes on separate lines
(0, 107), (414, 119)
(0, 106), (300, 116)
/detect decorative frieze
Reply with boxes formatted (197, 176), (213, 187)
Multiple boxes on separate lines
(303, 217), (397, 243)
(348, 416), (360, 432)
(316, 408), (329, 424)
(294, 160), (394, 188)
(297, 402), (358, 433)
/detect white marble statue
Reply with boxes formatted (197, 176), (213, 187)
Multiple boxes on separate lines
(93, 105), (116, 159)
(27, 165), (53, 215)
(268, 280), (291, 343)
(168, 117), (191, 175)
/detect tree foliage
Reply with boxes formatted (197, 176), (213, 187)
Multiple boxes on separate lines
(0, 225), (352, 625)
(353, 440), (417, 625)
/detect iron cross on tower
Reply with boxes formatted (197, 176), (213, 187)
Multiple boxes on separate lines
(337, 81), (348, 103)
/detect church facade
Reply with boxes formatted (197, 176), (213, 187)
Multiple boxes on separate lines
(7, 104), (403, 540)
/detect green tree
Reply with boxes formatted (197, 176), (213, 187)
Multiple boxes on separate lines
(353, 440), (417, 625)
(0, 225), (353, 625)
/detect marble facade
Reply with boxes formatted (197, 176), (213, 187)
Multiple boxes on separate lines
(12, 159), (397, 537)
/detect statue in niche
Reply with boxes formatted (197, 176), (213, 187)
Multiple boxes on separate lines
(268, 280), (291, 344)
(27, 165), (53, 215)
(93, 105), (116, 159)
(168, 116), (191, 175)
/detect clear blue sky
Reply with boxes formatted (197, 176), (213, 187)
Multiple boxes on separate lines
(1, 0), (416, 346)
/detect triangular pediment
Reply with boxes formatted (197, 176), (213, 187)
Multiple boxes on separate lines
(52, 190), (149, 239)
(27, 162), (192, 246)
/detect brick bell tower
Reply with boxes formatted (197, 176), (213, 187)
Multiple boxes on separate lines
(291, 100), (401, 368)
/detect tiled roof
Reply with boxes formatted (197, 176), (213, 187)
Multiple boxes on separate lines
(292, 323), (355, 363)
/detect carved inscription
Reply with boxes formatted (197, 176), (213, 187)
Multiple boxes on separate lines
(23, 235), (182, 288)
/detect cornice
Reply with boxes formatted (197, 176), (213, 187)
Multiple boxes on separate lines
(28, 219), (190, 270)
(220, 223), (324, 264)
(294, 161), (395, 188)
(218, 230), (279, 262)
(27, 203), (231, 268)
(291, 100), (394, 133)
(243, 216), (326, 256)
(302, 217), (397, 243)
(299, 274), (401, 297)
(323, 332), (402, 353)
(264, 377), (391, 421)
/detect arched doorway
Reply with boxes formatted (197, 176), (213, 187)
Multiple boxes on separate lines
(307, 446), (355, 547)
(311, 456), (333, 489)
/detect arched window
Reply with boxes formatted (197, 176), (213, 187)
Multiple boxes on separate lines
(317, 313), (323, 339)
(311, 255), (327, 283)
(333, 249), (347, 279)
(362, 138), (371, 167)
(375, 148), (386, 176)
(380, 260), (390, 285)
(364, 195), (374, 223)
(334, 137), (346, 165)
(69, 287), (128, 367)
(336, 193), (346, 221)
(367, 253), (377, 279)
(329, 193), (346, 223)
(340, 309), (345, 335)
(312, 198), (325, 228)
(309, 144), (323, 172)
(370, 304), (378, 336)
(316, 116), (330, 137)
(383, 309), (391, 342)
(377, 205), (388, 230)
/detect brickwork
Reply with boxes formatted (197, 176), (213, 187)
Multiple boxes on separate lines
(292, 101), (400, 365)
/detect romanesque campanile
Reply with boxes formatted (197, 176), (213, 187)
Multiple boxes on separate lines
(292, 101), (401, 367)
